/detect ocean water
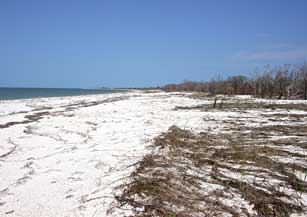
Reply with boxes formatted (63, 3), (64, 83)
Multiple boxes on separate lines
(0, 87), (127, 100)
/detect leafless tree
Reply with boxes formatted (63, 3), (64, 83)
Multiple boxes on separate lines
(162, 62), (307, 99)
(300, 63), (307, 100)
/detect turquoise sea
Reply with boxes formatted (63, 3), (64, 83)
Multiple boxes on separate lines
(0, 87), (126, 100)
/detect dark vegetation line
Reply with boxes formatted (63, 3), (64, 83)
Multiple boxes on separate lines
(163, 63), (307, 100)
(0, 96), (129, 129)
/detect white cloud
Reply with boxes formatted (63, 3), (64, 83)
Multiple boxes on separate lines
(234, 48), (307, 63)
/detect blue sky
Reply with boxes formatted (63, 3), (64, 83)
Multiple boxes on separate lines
(1, 0), (307, 88)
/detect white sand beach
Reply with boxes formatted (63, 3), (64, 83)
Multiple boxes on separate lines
(1, 91), (307, 217)
(0, 91), (207, 217)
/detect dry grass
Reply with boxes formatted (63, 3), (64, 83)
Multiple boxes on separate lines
(112, 123), (307, 216)
(111, 95), (307, 217)
(175, 99), (307, 112)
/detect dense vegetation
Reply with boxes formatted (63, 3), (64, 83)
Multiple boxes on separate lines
(163, 63), (307, 99)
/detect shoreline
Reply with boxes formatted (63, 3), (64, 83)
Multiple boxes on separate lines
(0, 87), (131, 101)
(1, 91), (307, 216)
(0, 91), (206, 217)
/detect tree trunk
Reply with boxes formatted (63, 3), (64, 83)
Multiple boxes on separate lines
(304, 80), (307, 100)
